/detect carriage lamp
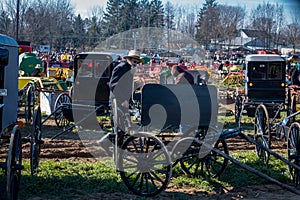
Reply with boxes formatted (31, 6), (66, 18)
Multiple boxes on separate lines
(249, 83), (253, 87)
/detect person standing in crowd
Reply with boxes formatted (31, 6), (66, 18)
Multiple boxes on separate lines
(171, 65), (194, 84)
(109, 50), (143, 110)
(178, 59), (188, 70)
(290, 63), (300, 85)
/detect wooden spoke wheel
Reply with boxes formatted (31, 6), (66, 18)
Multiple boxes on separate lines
(25, 84), (35, 124)
(119, 132), (172, 197)
(54, 93), (72, 127)
(6, 126), (23, 200)
(234, 94), (243, 124)
(254, 104), (270, 164)
(30, 106), (43, 175)
(287, 122), (300, 187)
(175, 132), (228, 178)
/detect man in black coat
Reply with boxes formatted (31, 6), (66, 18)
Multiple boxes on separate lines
(290, 64), (300, 85)
(98, 50), (144, 152)
(109, 50), (143, 110)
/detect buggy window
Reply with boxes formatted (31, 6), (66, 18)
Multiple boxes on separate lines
(77, 58), (93, 77)
(251, 63), (266, 80)
(94, 59), (111, 78)
(267, 63), (282, 80)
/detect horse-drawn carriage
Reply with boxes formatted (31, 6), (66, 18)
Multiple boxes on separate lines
(18, 50), (72, 127)
(0, 34), (24, 200)
(235, 54), (287, 123)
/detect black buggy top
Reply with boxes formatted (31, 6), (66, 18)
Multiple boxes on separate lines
(244, 54), (286, 103)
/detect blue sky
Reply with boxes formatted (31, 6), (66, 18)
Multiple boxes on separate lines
(70, 0), (299, 22)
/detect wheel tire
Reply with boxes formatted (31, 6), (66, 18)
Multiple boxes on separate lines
(287, 122), (300, 187)
(54, 93), (72, 127)
(235, 94), (242, 124)
(177, 136), (228, 178)
(25, 84), (35, 124)
(254, 104), (271, 164)
(119, 132), (172, 197)
(30, 106), (43, 175)
(6, 126), (23, 200)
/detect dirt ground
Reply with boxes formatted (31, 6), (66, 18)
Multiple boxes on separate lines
(1, 102), (300, 199)
(20, 136), (300, 200)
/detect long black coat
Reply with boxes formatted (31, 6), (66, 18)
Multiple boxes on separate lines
(109, 61), (134, 106)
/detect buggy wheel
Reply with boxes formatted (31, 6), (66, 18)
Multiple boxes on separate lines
(7, 126), (23, 200)
(235, 94), (242, 124)
(290, 95), (297, 123)
(177, 135), (228, 178)
(30, 106), (43, 175)
(25, 84), (35, 124)
(287, 122), (300, 187)
(54, 93), (72, 127)
(119, 132), (172, 197)
(254, 104), (270, 164)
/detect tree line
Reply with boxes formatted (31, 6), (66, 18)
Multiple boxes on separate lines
(0, 0), (299, 52)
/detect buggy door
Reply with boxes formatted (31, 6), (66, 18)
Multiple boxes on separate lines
(0, 48), (9, 130)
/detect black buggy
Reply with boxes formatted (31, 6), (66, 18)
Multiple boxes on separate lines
(235, 54), (287, 123)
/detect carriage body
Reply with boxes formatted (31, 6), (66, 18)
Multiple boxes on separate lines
(0, 34), (19, 132)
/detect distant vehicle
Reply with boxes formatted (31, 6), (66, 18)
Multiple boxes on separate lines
(17, 40), (32, 54)
(39, 44), (51, 53)
(235, 54), (286, 122)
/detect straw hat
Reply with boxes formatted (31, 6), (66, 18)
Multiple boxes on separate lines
(123, 50), (143, 63)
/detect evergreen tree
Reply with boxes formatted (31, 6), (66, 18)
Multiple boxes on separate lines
(103, 0), (123, 37)
(72, 14), (86, 49)
(150, 0), (164, 28)
(195, 0), (218, 49)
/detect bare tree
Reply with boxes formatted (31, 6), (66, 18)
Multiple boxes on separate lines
(3, 0), (29, 38)
(284, 11), (300, 53)
(175, 6), (197, 39)
(0, 3), (11, 34)
(218, 5), (245, 47)
(249, 1), (284, 49)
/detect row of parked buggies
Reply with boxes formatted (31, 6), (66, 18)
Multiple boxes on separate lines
(1, 33), (300, 199)
(0, 34), (73, 199)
